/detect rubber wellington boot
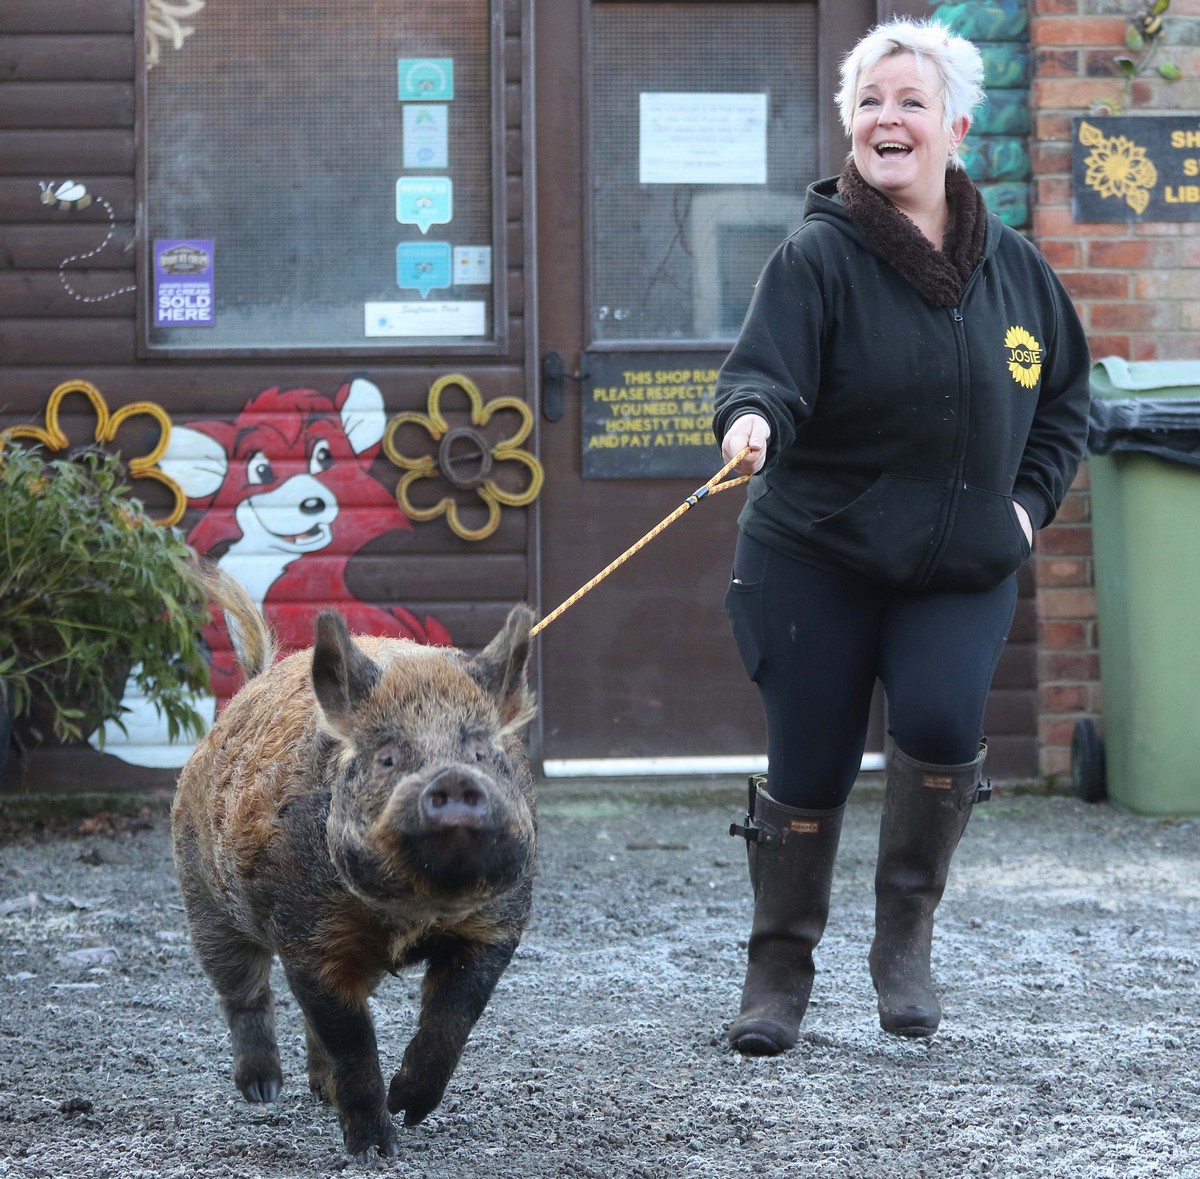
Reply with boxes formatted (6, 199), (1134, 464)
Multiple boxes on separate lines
(727, 775), (844, 1056)
(869, 742), (989, 1038)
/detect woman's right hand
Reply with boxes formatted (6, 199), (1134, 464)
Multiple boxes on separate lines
(722, 414), (771, 475)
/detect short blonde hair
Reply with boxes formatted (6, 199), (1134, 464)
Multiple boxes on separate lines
(836, 17), (985, 138)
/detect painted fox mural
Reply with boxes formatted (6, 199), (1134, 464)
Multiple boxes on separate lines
(92, 375), (451, 767)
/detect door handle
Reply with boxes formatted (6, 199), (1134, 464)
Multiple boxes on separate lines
(540, 350), (588, 423)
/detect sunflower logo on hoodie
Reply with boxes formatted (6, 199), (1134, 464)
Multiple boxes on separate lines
(1004, 326), (1043, 390)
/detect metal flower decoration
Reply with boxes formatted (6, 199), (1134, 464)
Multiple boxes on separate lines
(383, 373), (543, 542)
(0, 379), (187, 526)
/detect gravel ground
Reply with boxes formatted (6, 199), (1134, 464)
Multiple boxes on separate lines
(1, 779), (1198, 1179)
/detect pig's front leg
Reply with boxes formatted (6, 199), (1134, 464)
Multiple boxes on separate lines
(283, 963), (399, 1161)
(387, 938), (517, 1126)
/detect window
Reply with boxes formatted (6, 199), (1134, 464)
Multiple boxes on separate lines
(141, 0), (503, 354)
(589, 2), (818, 344)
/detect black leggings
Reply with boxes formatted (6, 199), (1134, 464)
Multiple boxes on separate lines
(725, 533), (1018, 809)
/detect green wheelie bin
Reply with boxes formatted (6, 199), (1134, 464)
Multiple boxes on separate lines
(1075, 357), (1200, 816)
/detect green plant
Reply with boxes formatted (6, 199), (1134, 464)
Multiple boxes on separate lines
(0, 443), (211, 745)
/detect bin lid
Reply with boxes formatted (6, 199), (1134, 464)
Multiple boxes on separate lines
(1091, 356), (1200, 399)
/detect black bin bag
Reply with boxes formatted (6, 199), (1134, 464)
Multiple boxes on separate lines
(1087, 398), (1200, 467)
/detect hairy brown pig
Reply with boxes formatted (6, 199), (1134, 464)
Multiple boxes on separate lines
(172, 572), (537, 1160)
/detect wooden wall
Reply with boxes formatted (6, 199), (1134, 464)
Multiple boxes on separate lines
(0, 0), (537, 789)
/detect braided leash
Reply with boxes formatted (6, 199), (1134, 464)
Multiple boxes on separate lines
(530, 447), (752, 638)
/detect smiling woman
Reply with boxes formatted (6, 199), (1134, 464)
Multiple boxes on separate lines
(848, 54), (966, 242)
(838, 21), (982, 244)
(711, 16), (1092, 1058)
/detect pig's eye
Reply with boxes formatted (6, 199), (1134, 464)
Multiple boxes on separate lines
(467, 735), (490, 763)
(246, 451), (275, 485)
(374, 740), (416, 774)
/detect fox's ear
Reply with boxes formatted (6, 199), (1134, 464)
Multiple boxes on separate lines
(338, 375), (386, 454)
(160, 425), (230, 499)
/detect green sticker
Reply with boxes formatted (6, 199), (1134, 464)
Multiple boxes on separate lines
(398, 58), (454, 102)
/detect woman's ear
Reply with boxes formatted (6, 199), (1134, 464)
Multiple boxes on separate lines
(949, 114), (970, 156)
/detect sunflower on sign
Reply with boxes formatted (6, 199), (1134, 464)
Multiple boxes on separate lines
(1077, 120), (1158, 215)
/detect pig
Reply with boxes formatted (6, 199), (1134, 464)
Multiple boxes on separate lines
(171, 569), (537, 1160)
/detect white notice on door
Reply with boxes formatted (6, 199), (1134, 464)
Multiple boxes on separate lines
(639, 93), (767, 185)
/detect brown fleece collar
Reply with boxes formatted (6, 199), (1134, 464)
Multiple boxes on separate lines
(836, 160), (988, 308)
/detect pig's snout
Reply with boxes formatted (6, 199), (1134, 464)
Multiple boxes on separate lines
(419, 770), (492, 830)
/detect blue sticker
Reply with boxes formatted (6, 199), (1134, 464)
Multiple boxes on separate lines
(397, 241), (452, 298)
(396, 177), (453, 234)
(398, 58), (454, 102)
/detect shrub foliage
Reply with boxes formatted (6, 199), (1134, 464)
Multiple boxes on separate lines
(0, 444), (211, 744)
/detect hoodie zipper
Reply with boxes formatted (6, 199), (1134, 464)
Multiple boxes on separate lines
(912, 291), (976, 588)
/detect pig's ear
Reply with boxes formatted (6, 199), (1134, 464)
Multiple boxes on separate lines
(469, 604), (536, 732)
(312, 611), (381, 736)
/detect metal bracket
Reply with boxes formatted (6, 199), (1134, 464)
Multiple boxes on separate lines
(540, 350), (588, 423)
(730, 772), (769, 841)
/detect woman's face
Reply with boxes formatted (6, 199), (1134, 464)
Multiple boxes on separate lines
(850, 51), (967, 211)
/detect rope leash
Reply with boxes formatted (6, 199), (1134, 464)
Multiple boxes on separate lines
(530, 447), (752, 638)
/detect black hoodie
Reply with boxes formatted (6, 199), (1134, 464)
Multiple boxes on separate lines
(713, 175), (1092, 592)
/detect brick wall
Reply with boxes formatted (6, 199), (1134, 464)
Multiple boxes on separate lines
(1031, 0), (1200, 780)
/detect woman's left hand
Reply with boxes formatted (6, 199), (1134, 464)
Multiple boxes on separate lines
(1014, 501), (1033, 547)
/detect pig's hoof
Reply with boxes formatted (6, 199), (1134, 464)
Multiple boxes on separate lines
(243, 1078), (282, 1103)
(386, 1071), (442, 1125)
(343, 1112), (400, 1161)
(236, 1061), (283, 1104)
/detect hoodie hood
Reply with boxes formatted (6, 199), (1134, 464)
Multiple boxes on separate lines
(802, 172), (1000, 308)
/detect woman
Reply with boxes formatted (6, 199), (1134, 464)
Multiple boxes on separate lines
(715, 18), (1090, 1056)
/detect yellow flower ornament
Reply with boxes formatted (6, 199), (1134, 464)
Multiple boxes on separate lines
(0, 380), (187, 526)
(1078, 120), (1158, 216)
(383, 373), (544, 542)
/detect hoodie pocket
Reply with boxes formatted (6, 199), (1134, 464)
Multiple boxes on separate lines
(933, 486), (1032, 591)
(804, 472), (943, 588)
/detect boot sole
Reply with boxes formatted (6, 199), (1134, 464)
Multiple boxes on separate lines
(879, 1018), (938, 1038)
(730, 1031), (790, 1057)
